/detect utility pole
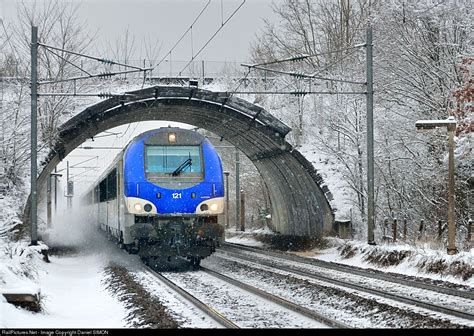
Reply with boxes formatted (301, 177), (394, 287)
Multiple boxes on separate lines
(447, 121), (456, 254)
(415, 117), (458, 254)
(54, 167), (58, 214)
(224, 171), (230, 228)
(30, 26), (38, 246)
(202, 60), (205, 85)
(47, 175), (52, 229)
(366, 25), (376, 245)
(240, 189), (245, 231)
(50, 169), (62, 224)
(235, 148), (240, 230)
(66, 161), (72, 209)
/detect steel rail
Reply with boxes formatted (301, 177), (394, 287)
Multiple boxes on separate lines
(200, 266), (351, 329)
(223, 242), (474, 300)
(143, 266), (239, 329)
(218, 246), (474, 322)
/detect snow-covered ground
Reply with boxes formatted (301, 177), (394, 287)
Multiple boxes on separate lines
(226, 230), (474, 288)
(0, 231), (220, 328)
(1, 225), (472, 329)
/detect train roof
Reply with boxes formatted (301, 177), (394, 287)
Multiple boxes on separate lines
(80, 127), (207, 197)
(127, 127), (206, 147)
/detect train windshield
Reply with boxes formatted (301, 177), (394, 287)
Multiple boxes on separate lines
(145, 145), (202, 175)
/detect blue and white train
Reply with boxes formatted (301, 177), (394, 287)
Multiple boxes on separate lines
(82, 127), (225, 269)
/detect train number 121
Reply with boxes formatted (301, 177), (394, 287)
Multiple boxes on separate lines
(172, 193), (182, 199)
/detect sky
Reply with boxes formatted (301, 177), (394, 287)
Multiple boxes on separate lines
(0, 0), (282, 63)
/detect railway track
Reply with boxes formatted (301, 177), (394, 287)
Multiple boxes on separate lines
(114, 238), (471, 328)
(223, 242), (473, 299)
(142, 266), (239, 328)
(200, 266), (350, 328)
(143, 264), (348, 328)
(217, 243), (474, 325)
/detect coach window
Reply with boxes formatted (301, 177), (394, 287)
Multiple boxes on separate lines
(99, 179), (107, 202)
(107, 169), (117, 200)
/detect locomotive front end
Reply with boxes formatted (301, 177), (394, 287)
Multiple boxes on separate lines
(123, 127), (225, 268)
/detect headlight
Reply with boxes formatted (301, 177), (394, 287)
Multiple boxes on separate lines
(196, 197), (224, 214)
(126, 197), (157, 214)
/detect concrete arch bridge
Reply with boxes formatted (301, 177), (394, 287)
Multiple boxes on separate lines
(23, 86), (335, 238)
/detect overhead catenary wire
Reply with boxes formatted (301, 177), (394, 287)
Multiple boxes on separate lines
(44, 47), (92, 77)
(36, 42), (151, 87)
(231, 90), (366, 95)
(57, 156), (99, 173)
(238, 41), (366, 97)
(69, 167), (101, 181)
(205, 42), (361, 141)
(154, 0), (212, 70)
(242, 64), (365, 85)
(38, 67), (152, 85)
(90, 131), (121, 139)
(39, 43), (144, 70)
(177, 0), (246, 77)
(309, 47), (365, 78)
(242, 44), (366, 69)
(228, 67), (252, 97)
(217, 41), (368, 142)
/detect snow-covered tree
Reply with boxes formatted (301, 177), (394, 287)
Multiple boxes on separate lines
(250, 0), (473, 244)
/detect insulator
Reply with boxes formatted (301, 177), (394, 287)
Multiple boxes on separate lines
(100, 59), (114, 65)
(98, 72), (113, 79)
(291, 91), (306, 96)
(98, 92), (113, 99)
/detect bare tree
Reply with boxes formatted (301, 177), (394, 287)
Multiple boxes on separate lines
(11, 0), (95, 148)
(141, 34), (162, 78)
(0, 0), (94, 194)
(107, 27), (137, 78)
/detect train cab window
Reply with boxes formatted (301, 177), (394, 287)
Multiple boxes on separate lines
(145, 146), (202, 175)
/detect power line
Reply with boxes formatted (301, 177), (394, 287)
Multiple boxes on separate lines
(242, 64), (365, 85)
(69, 167), (100, 181)
(78, 146), (123, 150)
(230, 90), (366, 96)
(39, 43), (143, 70)
(177, 0), (247, 77)
(56, 156), (98, 172)
(242, 44), (365, 69)
(154, 0), (212, 70)
(90, 131), (121, 140)
(44, 47), (93, 77)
